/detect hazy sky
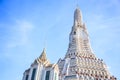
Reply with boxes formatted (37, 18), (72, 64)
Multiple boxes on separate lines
(0, 0), (120, 80)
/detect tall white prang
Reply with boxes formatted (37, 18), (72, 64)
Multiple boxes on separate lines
(57, 8), (116, 80)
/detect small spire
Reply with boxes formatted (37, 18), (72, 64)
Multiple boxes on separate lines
(76, 0), (79, 8)
(44, 34), (47, 49)
(39, 48), (47, 62)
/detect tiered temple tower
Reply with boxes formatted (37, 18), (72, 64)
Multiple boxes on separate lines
(57, 8), (116, 80)
(22, 7), (116, 80)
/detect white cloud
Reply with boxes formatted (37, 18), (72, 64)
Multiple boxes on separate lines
(16, 20), (33, 44)
(6, 20), (33, 48)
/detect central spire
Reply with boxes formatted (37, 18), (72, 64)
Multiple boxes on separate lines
(65, 7), (93, 58)
(74, 7), (82, 26)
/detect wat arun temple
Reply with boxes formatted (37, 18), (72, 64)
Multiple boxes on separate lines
(22, 8), (117, 80)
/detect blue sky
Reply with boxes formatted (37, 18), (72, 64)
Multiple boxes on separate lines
(0, 0), (120, 80)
